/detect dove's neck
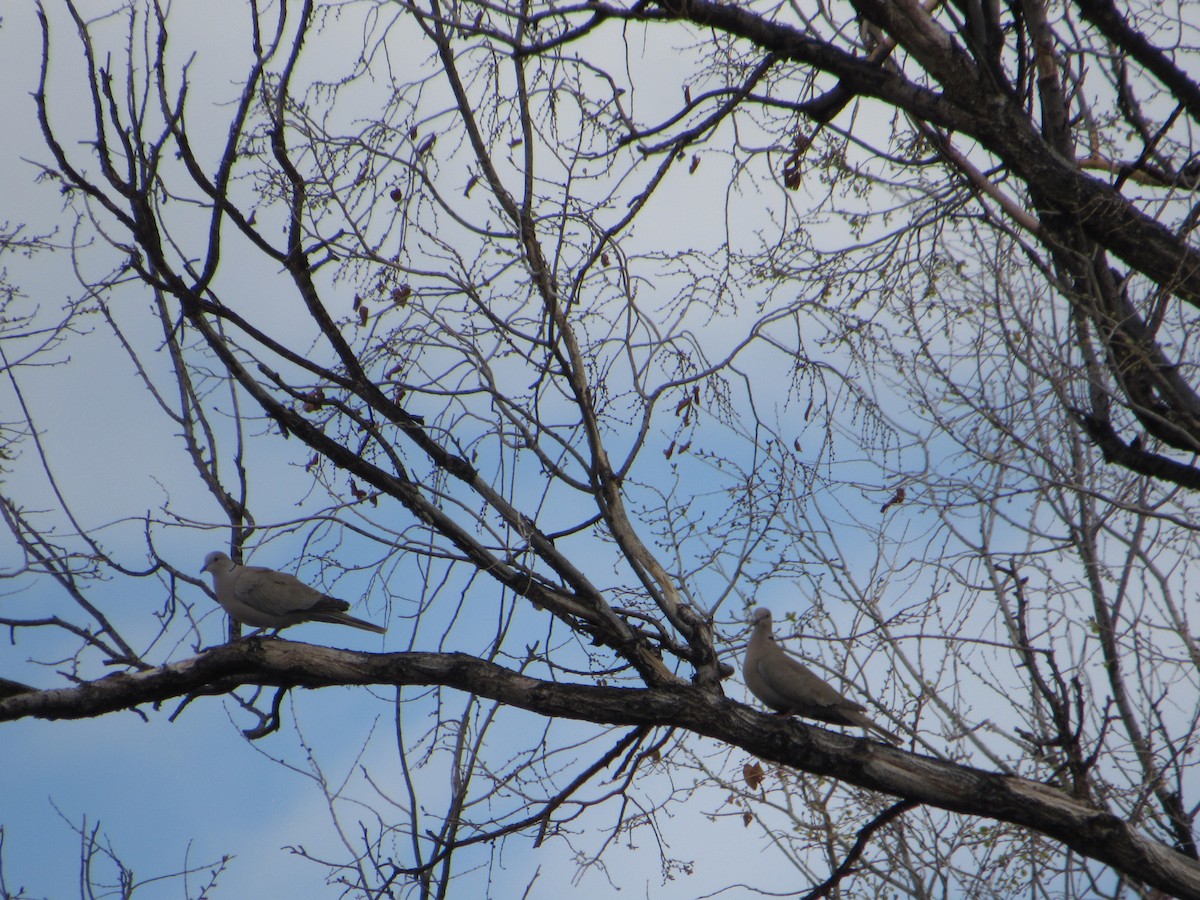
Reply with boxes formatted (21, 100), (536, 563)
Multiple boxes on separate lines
(213, 561), (238, 587)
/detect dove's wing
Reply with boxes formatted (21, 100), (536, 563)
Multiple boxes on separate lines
(752, 645), (865, 716)
(233, 566), (327, 617)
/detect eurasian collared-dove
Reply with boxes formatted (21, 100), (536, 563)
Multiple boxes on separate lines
(743, 607), (899, 744)
(201, 551), (386, 634)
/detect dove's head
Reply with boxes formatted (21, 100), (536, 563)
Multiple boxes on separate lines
(749, 607), (772, 627)
(201, 551), (233, 574)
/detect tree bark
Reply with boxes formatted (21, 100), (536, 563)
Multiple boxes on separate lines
(6, 638), (1199, 899)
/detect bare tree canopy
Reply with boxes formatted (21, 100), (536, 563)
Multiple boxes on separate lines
(3, 0), (1200, 896)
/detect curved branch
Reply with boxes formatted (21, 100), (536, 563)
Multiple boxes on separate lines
(3, 639), (1199, 899)
(1073, 0), (1200, 126)
(650, 0), (1200, 303)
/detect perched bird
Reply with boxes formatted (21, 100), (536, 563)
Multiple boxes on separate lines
(743, 607), (899, 744)
(201, 551), (386, 635)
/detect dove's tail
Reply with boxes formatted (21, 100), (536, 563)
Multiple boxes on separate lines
(312, 610), (387, 634)
(851, 711), (901, 745)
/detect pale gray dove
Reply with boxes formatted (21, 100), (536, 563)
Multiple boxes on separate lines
(201, 551), (386, 634)
(743, 607), (899, 744)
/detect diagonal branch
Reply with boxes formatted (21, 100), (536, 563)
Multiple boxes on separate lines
(3, 639), (1200, 898)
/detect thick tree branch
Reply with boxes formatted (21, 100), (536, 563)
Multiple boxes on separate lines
(650, 0), (1200, 303)
(3, 639), (1199, 899)
(1073, 0), (1200, 126)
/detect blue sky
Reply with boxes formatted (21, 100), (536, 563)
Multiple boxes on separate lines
(4, 2), (1178, 897)
(0, 3), (933, 888)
